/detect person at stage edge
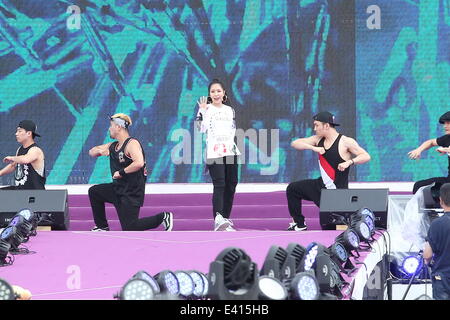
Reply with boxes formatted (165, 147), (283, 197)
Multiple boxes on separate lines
(423, 182), (450, 300)
(0, 120), (46, 190)
(88, 113), (173, 231)
(196, 79), (241, 231)
(409, 111), (450, 194)
(286, 111), (371, 231)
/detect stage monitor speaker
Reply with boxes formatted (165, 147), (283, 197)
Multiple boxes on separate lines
(0, 190), (69, 230)
(319, 188), (388, 230)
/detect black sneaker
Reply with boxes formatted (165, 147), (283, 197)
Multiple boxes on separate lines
(287, 222), (307, 231)
(91, 226), (109, 232)
(162, 212), (173, 231)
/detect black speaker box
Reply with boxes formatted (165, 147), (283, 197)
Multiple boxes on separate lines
(319, 188), (389, 230)
(0, 190), (69, 230)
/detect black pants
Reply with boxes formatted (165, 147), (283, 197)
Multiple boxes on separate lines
(207, 156), (238, 219)
(413, 176), (450, 194)
(286, 178), (324, 225)
(88, 183), (164, 231)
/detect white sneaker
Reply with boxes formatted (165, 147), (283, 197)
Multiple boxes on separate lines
(214, 213), (231, 231)
(162, 212), (174, 231)
(91, 226), (109, 232)
(225, 225), (236, 231)
(287, 222), (307, 231)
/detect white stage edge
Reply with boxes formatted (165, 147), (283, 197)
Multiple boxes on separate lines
(47, 182), (414, 195)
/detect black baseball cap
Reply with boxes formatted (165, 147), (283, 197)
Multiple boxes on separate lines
(313, 111), (340, 126)
(439, 111), (450, 124)
(18, 120), (41, 137)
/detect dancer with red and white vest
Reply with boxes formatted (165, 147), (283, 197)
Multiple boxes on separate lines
(286, 111), (371, 231)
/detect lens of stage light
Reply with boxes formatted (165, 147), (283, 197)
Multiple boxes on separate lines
(0, 226), (12, 241)
(132, 271), (160, 294)
(346, 230), (360, 248)
(9, 216), (20, 226)
(0, 226), (24, 250)
(291, 272), (320, 300)
(258, 276), (287, 300)
(357, 221), (371, 240)
(175, 271), (195, 297)
(9, 215), (32, 240)
(360, 208), (375, 221)
(163, 272), (179, 295)
(200, 273), (209, 296)
(330, 243), (348, 263)
(0, 278), (15, 300)
(189, 271), (205, 297)
(121, 279), (154, 300)
(364, 215), (375, 233)
(402, 256), (422, 276)
(155, 270), (180, 296)
(17, 209), (33, 220)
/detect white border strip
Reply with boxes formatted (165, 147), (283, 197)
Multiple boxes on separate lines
(47, 182), (414, 195)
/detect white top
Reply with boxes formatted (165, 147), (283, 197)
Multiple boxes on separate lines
(196, 104), (241, 159)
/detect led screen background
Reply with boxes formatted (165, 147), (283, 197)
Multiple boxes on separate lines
(0, 0), (447, 185)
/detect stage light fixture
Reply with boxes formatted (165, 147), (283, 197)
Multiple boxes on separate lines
(8, 215), (33, 242)
(401, 255), (423, 277)
(0, 226), (25, 252)
(260, 245), (295, 281)
(285, 243), (306, 273)
(115, 278), (155, 300)
(328, 242), (348, 264)
(389, 252), (427, 281)
(302, 243), (330, 287)
(289, 271), (320, 300)
(357, 207), (376, 235)
(350, 214), (371, 243)
(0, 239), (12, 266)
(328, 241), (356, 275)
(131, 270), (160, 294)
(200, 273), (209, 296)
(301, 243), (345, 298)
(257, 275), (288, 300)
(207, 247), (259, 300)
(16, 208), (40, 237)
(0, 278), (15, 300)
(154, 270), (180, 296)
(174, 271), (195, 298)
(335, 229), (360, 256)
(328, 259), (346, 298)
(358, 207), (375, 222)
(188, 271), (208, 298)
(260, 245), (285, 279)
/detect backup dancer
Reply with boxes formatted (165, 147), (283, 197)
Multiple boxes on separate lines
(286, 111), (371, 230)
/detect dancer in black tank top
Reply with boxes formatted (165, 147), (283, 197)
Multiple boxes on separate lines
(286, 111), (371, 230)
(409, 111), (450, 194)
(0, 120), (46, 190)
(88, 113), (173, 231)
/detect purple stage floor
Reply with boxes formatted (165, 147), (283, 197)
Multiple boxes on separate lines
(0, 230), (361, 300)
